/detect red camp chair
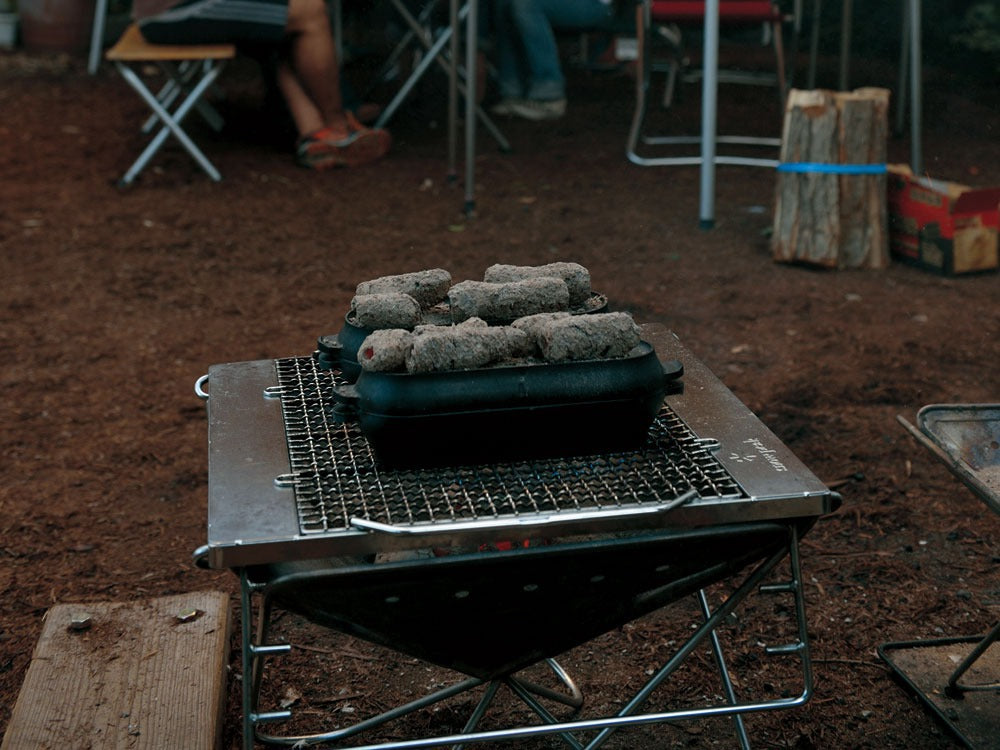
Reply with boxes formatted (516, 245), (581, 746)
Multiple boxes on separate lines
(627, 0), (798, 167)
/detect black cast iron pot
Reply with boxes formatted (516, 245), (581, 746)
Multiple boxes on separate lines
(330, 342), (683, 469)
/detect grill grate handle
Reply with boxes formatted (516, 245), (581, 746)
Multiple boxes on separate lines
(349, 489), (698, 536)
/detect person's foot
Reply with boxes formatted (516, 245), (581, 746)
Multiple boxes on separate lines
(350, 101), (382, 125)
(490, 98), (518, 116)
(494, 97), (566, 121)
(297, 113), (391, 170)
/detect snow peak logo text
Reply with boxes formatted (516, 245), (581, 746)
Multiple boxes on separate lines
(729, 438), (788, 472)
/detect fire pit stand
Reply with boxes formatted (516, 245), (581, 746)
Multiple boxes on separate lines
(881, 404), (1000, 749)
(195, 324), (839, 749)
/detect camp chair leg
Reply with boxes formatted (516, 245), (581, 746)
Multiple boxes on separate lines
(626, 0), (781, 168)
(116, 59), (226, 185)
(141, 61), (226, 135)
(88, 0), (109, 74)
(374, 0), (510, 153)
(771, 19), (787, 108)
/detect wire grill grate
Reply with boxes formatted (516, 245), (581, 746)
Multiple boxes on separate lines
(273, 356), (747, 535)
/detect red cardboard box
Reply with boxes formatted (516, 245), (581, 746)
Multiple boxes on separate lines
(887, 165), (1000, 275)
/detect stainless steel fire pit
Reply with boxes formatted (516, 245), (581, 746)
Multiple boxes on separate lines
(195, 324), (839, 750)
(881, 404), (1000, 749)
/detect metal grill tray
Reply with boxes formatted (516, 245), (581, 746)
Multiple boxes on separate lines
(914, 404), (1000, 514)
(202, 326), (836, 568)
(882, 404), (1000, 749)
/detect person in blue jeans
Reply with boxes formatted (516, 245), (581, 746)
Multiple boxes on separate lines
(491, 0), (617, 120)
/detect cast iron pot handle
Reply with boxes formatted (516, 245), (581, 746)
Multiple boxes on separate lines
(331, 383), (360, 421)
(194, 373), (209, 400)
(191, 544), (211, 569)
(316, 333), (343, 353)
(661, 358), (684, 393)
(661, 358), (683, 379)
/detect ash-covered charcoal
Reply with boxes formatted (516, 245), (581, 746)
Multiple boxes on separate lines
(407, 322), (533, 373)
(351, 292), (421, 330)
(538, 312), (641, 362)
(355, 269), (452, 308)
(414, 316), (487, 335)
(511, 312), (571, 354)
(358, 328), (414, 372)
(484, 262), (592, 307)
(448, 277), (570, 323)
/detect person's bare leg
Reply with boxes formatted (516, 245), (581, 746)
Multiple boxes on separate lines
(276, 61), (324, 136)
(281, 0), (346, 135)
(280, 0), (390, 167)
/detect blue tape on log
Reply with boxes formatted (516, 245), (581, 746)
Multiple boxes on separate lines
(777, 162), (888, 174)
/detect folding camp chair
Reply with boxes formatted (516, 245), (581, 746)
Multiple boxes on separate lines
(107, 24), (236, 185)
(626, 0), (796, 168)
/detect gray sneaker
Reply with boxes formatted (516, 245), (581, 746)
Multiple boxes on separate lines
(490, 99), (519, 116)
(505, 98), (567, 121)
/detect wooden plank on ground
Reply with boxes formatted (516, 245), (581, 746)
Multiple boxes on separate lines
(1, 591), (231, 750)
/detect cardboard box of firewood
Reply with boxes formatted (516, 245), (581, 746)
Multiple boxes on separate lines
(887, 165), (1000, 275)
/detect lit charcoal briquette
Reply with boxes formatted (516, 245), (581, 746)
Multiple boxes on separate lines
(448, 277), (570, 324)
(355, 269), (452, 308)
(351, 292), (421, 330)
(406, 324), (533, 373)
(483, 262), (592, 307)
(538, 312), (641, 362)
(358, 329), (414, 372)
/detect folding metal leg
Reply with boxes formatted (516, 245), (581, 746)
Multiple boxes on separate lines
(626, 0), (781, 171)
(444, 662), (585, 750)
(242, 568), (584, 750)
(584, 525), (812, 750)
(241, 571), (292, 750)
(944, 622), (1000, 695)
(88, 0), (110, 74)
(364, 0), (442, 98)
(238, 525), (815, 750)
(699, 589), (751, 750)
(242, 568), (483, 750)
(115, 57), (228, 185)
(374, 0), (509, 154)
(879, 625), (1000, 749)
(141, 60), (226, 134)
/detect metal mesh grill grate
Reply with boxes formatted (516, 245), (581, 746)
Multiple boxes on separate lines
(273, 356), (747, 535)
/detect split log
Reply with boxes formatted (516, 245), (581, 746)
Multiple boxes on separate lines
(772, 87), (890, 269)
(838, 88), (890, 268)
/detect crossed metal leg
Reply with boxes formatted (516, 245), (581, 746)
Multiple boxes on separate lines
(114, 58), (229, 185)
(237, 524), (815, 750)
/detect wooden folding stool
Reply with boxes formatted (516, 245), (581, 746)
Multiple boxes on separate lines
(107, 24), (236, 185)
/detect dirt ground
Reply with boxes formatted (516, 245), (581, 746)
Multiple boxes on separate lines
(1, 33), (998, 750)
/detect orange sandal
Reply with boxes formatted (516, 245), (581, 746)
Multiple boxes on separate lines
(296, 114), (391, 170)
